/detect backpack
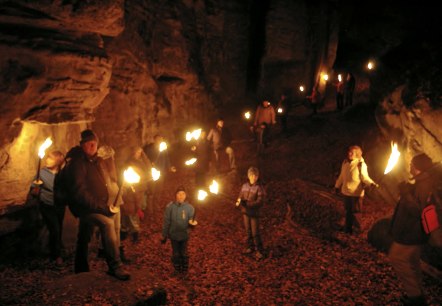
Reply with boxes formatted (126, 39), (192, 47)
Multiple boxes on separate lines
(421, 167), (442, 247)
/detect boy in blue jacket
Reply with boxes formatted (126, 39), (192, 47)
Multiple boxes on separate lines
(236, 167), (266, 260)
(161, 186), (195, 274)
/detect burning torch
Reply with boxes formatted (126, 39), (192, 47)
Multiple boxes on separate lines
(109, 166), (140, 213)
(34, 137), (53, 184)
(186, 129), (202, 142)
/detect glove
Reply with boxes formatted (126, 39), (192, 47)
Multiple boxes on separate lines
(161, 237), (167, 244)
(137, 209), (145, 220)
(240, 199), (248, 207)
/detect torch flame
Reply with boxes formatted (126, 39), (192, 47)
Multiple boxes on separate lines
(367, 61), (374, 70)
(338, 74), (342, 82)
(185, 158), (197, 165)
(197, 190), (208, 201)
(244, 111), (251, 120)
(209, 180), (219, 194)
(151, 167), (161, 181)
(185, 129), (202, 142)
(38, 137), (53, 158)
(299, 86), (305, 92)
(159, 141), (168, 152)
(123, 167), (140, 184)
(384, 142), (401, 174)
(322, 73), (329, 81)
(277, 107), (283, 114)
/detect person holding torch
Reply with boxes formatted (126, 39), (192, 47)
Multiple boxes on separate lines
(161, 186), (195, 275)
(121, 146), (150, 243)
(69, 129), (130, 281)
(236, 167), (266, 260)
(30, 150), (65, 267)
(388, 153), (439, 306)
(334, 145), (378, 235)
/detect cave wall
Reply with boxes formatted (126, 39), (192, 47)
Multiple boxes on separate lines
(0, 0), (337, 210)
(376, 87), (442, 167)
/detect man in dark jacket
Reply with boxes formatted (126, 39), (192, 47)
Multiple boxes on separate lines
(389, 153), (435, 306)
(69, 129), (130, 280)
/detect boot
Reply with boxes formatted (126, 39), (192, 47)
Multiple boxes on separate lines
(119, 246), (132, 264)
(181, 256), (189, 273)
(132, 232), (139, 243)
(108, 266), (131, 281)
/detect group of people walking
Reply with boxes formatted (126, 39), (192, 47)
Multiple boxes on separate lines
(28, 109), (440, 305)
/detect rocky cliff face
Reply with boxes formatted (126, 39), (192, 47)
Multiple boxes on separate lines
(0, 0), (339, 209)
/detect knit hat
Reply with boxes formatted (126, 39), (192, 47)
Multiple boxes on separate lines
(175, 185), (186, 194)
(411, 153), (433, 172)
(80, 129), (98, 144)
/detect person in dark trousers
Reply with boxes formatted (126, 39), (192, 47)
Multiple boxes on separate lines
(68, 129), (130, 281)
(306, 86), (321, 116)
(334, 77), (345, 110)
(277, 94), (292, 135)
(143, 135), (176, 217)
(236, 167), (266, 260)
(389, 153), (437, 306)
(121, 146), (150, 242)
(253, 100), (276, 151)
(207, 118), (236, 172)
(191, 130), (211, 188)
(334, 145), (377, 234)
(161, 186), (195, 274)
(344, 72), (355, 107)
(31, 150), (65, 267)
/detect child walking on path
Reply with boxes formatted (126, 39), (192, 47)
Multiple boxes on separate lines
(236, 167), (266, 260)
(161, 186), (196, 274)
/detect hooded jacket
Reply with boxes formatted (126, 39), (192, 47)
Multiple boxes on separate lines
(162, 201), (195, 241)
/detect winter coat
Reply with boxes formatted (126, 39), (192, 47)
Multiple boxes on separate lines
(335, 157), (375, 197)
(254, 105), (276, 126)
(162, 201), (195, 241)
(390, 171), (434, 245)
(207, 126), (232, 150)
(238, 181), (265, 217)
(69, 148), (114, 217)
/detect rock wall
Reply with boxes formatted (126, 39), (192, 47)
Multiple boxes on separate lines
(0, 0), (338, 210)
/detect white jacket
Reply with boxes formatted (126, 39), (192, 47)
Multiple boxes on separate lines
(335, 157), (375, 197)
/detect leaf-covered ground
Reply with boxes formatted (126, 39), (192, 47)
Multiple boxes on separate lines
(1, 105), (441, 305)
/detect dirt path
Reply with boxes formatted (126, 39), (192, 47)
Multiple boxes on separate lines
(1, 108), (441, 305)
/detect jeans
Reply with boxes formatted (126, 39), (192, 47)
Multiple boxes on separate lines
(75, 213), (122, 273)
(344, 196), (361, 233)
(389, 242), (423, 298)
(214, 146), (236, 171)
(39, 202), (65, 259)
(243, 215), (263, 251)
(171, 239), (188, 271)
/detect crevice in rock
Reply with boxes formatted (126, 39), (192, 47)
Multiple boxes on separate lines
(155, 75), (185, 84)
(245, 0), (270, 94)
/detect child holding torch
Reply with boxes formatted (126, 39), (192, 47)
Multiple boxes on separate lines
(236, 167), (266, 260)
(161, 186), (196, 274)
(30, 150), (65, 267)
